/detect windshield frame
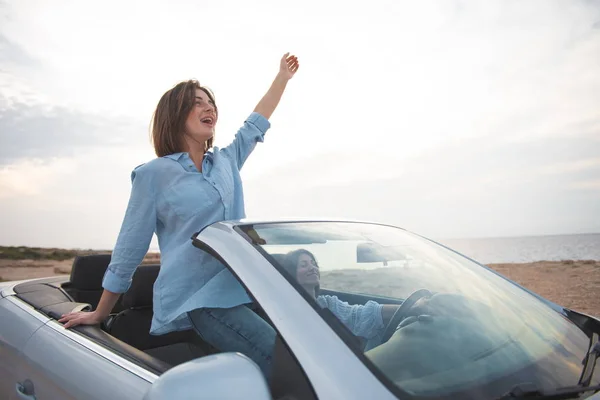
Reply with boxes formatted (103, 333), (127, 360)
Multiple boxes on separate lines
(233, 221), (419, 399)
(232, 220), (593, 400)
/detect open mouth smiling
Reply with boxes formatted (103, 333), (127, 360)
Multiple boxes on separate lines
(200, 116), (215, 127)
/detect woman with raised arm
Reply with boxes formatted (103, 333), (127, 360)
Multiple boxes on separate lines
(59, 53), (300, 380)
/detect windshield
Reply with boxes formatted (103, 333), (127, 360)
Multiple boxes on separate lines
(237, 221), (594, 399)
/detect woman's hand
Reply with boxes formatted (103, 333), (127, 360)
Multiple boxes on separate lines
(279, 53), (299, 80)
(58, 310), (105, 329)
(254, 52), (300, 120)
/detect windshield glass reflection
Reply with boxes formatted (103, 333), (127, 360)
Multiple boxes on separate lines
(238, 222), (592, 399)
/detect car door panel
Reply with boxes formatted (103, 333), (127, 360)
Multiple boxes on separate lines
(4, 280), (155, 400)
(19, 322), (153, 400)
(0, 297), (47, 400)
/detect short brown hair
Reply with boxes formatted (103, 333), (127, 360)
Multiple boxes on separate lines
(151, 80), (217, 157)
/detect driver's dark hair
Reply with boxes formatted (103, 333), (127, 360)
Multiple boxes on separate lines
(282, 249), (321, 295)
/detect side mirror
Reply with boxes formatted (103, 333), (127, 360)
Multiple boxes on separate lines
(143, 353), (271, 400)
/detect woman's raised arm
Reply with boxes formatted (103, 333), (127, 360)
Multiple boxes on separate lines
(253, 53), (299, 120)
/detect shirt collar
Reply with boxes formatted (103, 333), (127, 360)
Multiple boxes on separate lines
(163, 152), (185, 161)
(163, 151), (213, 163)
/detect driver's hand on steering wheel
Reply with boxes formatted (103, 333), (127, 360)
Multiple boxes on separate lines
(405, 293), (479, 320)
(405, 295), (435, 317)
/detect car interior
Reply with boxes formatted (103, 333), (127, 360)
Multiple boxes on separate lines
(12, 254), (214, 376)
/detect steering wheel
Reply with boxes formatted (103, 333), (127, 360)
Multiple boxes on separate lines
(380, 289), (433, 343)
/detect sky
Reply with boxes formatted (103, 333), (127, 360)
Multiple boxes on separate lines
(0, 0), (599, 249)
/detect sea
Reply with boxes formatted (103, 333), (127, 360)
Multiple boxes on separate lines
(438, 233), (600, 264)
(149, 233), (599, 265)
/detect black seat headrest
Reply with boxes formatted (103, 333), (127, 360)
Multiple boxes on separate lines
(69, 254), (112, 290)
(121, 265), (160, 309)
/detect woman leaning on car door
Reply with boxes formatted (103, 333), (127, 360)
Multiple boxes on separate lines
(58, 53), (300, 381)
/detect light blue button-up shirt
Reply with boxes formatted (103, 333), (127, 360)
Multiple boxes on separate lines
(317, 295), (384, 339)
(102, 112), (270, 335)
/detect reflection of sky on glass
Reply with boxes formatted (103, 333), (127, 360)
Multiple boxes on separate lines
(253, 222), (591, 396)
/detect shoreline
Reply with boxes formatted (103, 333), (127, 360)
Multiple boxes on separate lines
(1, 257), (598, 318)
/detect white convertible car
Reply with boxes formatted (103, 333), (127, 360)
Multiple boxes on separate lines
(1, 220), (599, 400)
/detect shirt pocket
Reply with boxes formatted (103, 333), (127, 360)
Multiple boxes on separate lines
(164, 176), (222, 220)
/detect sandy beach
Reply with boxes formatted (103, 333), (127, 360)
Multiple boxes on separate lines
(1, 257), (598, 317)
(0, 252), (161, 282)
(488, 259), (600, 317)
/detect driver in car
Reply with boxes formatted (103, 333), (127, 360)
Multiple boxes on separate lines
(283, 249), (412, 350)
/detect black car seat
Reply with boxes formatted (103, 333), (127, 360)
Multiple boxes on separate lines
(105, 264), (215, 367)
(62, 254), (125, 312)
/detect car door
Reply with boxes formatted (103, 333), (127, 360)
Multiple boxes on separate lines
(0, 295), (47, 400)
(3, 280), (156, 400)
(18, 321), (154, 400)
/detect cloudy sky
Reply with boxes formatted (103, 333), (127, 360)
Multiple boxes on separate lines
(1, 0), (599, 249)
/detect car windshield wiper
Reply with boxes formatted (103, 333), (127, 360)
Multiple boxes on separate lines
(495, 382), (600, 400)
(497, 337), (600, 399)
(579, 337), (600, 387)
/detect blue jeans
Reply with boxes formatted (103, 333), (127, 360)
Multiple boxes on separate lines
(187, 305), (276, 380)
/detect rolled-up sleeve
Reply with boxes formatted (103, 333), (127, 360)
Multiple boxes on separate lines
(102, 165), (157, 293)
(318, 296), (385, 339)
(222, 112), (271, 170)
